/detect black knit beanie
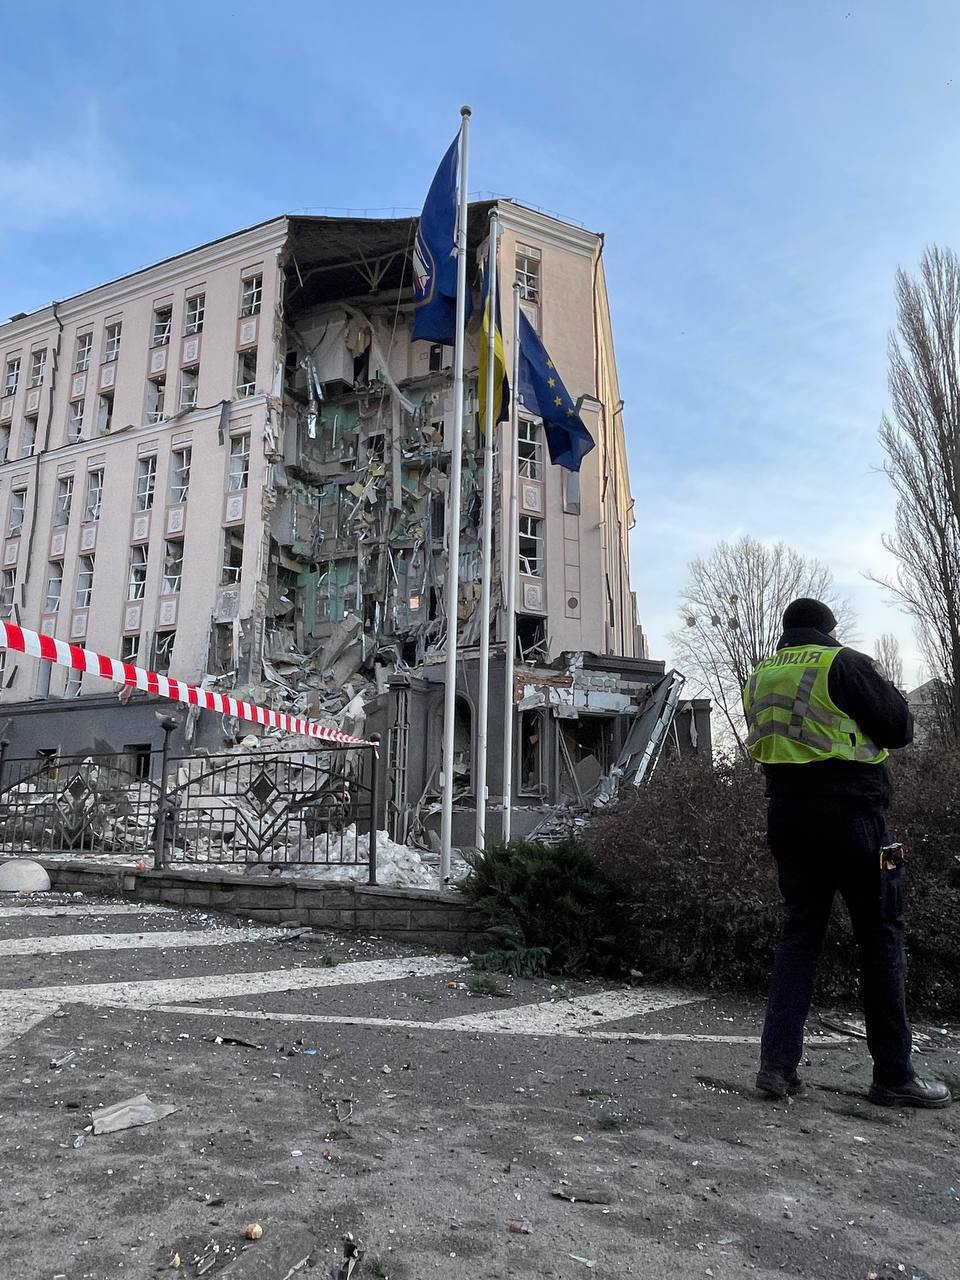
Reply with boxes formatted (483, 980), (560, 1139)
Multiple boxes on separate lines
(782, 598), (837, 633)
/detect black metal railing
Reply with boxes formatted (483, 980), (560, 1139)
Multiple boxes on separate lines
(0, 736), (381, 882)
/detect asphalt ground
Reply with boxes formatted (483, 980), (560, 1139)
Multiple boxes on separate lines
(1, 891), (959, 1280)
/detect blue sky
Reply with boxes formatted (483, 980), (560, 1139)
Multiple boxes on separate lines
(2, 1), (957, 685)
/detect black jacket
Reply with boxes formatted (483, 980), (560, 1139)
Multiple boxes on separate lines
(758, 626), (914, 808)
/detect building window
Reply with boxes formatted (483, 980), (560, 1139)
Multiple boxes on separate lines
(135, 456), (157, 511)
(34, 661), (51, 699)
(0, 424), (9, 464)
(516, 246), (541, 303)
(146, 377), (165, 425)
(120, 633), (140, 663)
(518, 708), (545, 795)
(74, 555), (95, 608)
(4, 357), (20, 396)
(20, 420), (37, 458)
(428, 344), (446, 373)
(221, 527), (244, 585)
(517, 419), (544, 480)
(236, 349), (257, 398)
(124, 742), (151, 778)
(184, 294), (205, 335)
(0, 568), (14, 618)
(29, 350), (46, 388)
(152, 306), (172, 347)
(74, 332), (93, 373)
(127, 545), (148, 601)
(96, 392), (114, 436)
(64, 669), (82, 698)
(85, 468), (103, 521)
(240, 273), (262, 317)
(67, 400), (84, 443)
(8, 488), (26, 536)
(153, 630), (176, 673)
(44, 562), (63, 613)
(518, 515), (544, 577)
(179, 366), (199, 411)
(104, 322), (122, 363)
(162, 540), (183, 594)
(53, 475), (73, 526)
(0, 647), (6, 689)
(169, 447), (191, 504)
(228, 433), (250, 490)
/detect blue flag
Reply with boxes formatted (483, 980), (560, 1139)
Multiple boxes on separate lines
(411, 134), (462, 344)
(517, 310), (595, 471)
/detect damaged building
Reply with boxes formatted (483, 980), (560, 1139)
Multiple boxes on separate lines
(0, 202), (710, 843)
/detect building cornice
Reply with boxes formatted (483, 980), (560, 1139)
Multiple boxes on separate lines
(495, 202), (599, 259)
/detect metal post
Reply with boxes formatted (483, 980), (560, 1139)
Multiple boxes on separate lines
(367, 735), (381, 886)
(154, 718), (176, 870)
(0, 739), (8, 795)
(501, 284), (522, 843)
(474, 209), (499, 850)
(439, 105), (472, 883)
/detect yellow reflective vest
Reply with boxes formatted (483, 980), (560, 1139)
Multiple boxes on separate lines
(742, 645), (888, 766)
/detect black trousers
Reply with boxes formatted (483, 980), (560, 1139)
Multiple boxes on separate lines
(759, 798), (913, 1087)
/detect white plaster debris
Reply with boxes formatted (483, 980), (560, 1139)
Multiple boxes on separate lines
(0, 925), (290, 958)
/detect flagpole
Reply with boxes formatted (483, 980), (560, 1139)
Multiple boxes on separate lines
(439, 105), (471, 882)
(501, 281), (521, 843)
(474, 209), (499, 850)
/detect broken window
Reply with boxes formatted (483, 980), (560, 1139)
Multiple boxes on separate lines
(29, 349), (46, 387)
(153, 629), (176, 672)
(162, 540), (183, 594)
(85, 468), (103, 521)
(516, 614), (547, 662)
(135, 456), (157, 511)
(517, 418), (544, 480)
(44, 563), (62, 613)
(559, 716), (612, 802)
(20, 419), (36, 458)
(145, 376), (165, 424)
(518, 709), (545, 795)
(228, 433), (250, 490)
(221, 527), (244, 585)
(518, 515), (543, 576)
(54, 476), (73, 526)
(184, 294), (205, 335)
(127, 545), (148, 600)
(124, 743), (152, 780)
(179, 366), (199, 411)
(74, 555), (95, 608)
(210, 621), (235, 673)
(516, 245), (541, 302)
(169, 447), (191, 504)
(240, 273), (262, 317)
(96, 392), (113, 435)
(0, 569), (14, 618)
(64, 669), (82, 699)
(74, 333), (92, 373)
(236, 349), (257, 398)
(104, 321), (122, 363)
(121, 633), (140, 663)
(4, 357), (20, 396)
(8, 488), (26, 536)
(428, 344), (446, 373)
(0, 424), (8, 463)
(152, 306), (172, 347)
(67, 399), (84, 443)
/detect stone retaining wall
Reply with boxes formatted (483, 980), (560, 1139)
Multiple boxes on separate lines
(18, 860), (486, 953)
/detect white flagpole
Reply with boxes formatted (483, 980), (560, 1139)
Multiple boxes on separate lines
(474, 209), (499, 850)
(501, 282), (521, 843)
(439, 105), (472, 882)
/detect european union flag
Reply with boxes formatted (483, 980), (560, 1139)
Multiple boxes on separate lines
(411, 134), (462, 345)
(517, 310), (595, 471)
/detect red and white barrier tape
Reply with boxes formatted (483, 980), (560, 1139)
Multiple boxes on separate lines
(0, 621), (372, 748)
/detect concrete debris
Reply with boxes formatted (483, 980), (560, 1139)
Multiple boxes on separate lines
(92, 1093), (178, 1135)
(0, 859), (51, 893)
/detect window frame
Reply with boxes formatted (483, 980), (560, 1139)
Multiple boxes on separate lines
(0, 567), (14, 618)
(152, 305), (173, 348)
(184, 294), (205, 335)
(228, 433), (250, 491)
(103, 321), (122, 364)
(127, 544), (148, 601)
(239, 273), (263, 318)
(515, 247), (541, 303)
(162, 539), (184, 594)
(235, 349), (257, 398)
(67, 399), (84, 443)
(8, 488), (26, 536)
(74, 332), (93, 374)
(518, 514), (544, 577)
(85, 469), (104, 522)
(169, 447), (191, 505)
(517, 417), (544, 481)
(221, 527), (244, 585)
(53, 475), (74, 527)
(29, 349), (46, 388)
(3, 357), (20, 396)
(179, 366), (199, 411)
(146, 376), (166, 425)
(44, 561), (63, 613)
(74, 555), (95, 609)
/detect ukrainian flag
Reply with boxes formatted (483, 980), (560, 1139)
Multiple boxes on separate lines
(478, 258), (510, 428)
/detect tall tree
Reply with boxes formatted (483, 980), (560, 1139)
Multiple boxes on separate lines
(873, 633), (904, 688)
(878, 245), (960, 741)
(669, 535), (854, 753)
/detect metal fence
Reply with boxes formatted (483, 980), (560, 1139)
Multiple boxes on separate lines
(0, 736), (381, 881)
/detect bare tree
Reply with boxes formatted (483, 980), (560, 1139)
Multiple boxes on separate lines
(877, 246), (960, 741)
(669, 535), (854, 753)
(873, 633), (904, 688)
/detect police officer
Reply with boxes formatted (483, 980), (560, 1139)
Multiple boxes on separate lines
(742, 597), (950, 1108)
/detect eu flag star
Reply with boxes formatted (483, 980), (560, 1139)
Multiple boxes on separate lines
(554, 395), (563, 407)
(546, 359), (554, 369)
(566, 407), (574, 416)
(547, 377), (556, 388)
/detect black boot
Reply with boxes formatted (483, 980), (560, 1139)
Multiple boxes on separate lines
(868, 1077), (951, 1109)
(755, 1067), (804, 1099)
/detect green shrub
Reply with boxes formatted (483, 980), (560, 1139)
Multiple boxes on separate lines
(462, 840), (636, 978)
(585, 750), (960, 1019)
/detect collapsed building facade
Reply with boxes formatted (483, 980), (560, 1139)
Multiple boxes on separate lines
(0, 202), (710, 844)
